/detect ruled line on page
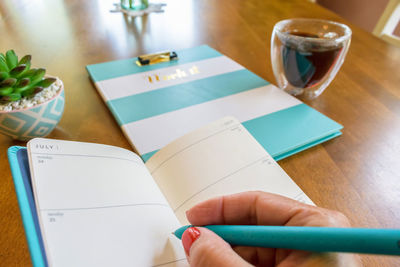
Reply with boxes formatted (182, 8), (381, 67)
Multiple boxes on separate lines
(150, 123), (241, 175)
(173, 156), (267, 212)
(31, 152), (141, 164)
(40, 203), (170, 212)
(153, 258), (187, 267)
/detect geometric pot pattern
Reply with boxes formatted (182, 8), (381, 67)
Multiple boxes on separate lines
(0, 81), (65, 141)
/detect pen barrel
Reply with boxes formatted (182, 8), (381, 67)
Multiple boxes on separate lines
(204, 225), (400, 255)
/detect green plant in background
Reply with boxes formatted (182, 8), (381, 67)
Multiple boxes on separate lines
(0, 50), (56, 102)
(123, 0), (148, 10)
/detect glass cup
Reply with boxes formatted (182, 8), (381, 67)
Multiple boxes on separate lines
(120, 0), (149, 11)
(271, 19), (351, 100)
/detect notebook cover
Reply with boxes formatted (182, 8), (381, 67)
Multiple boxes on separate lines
(86, 45), (342, 162)
(7, 146), (47, 267)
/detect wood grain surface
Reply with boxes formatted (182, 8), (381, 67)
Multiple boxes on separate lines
(0, 0), (399, 266)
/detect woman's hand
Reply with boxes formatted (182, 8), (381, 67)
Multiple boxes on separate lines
(181, 191), (361, 267)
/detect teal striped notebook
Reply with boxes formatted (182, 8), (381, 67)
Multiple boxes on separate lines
(86, 45), (342, 162)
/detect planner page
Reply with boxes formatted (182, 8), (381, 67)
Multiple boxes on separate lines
(146, 117), (313, 224)
(27, 138), (186, 267)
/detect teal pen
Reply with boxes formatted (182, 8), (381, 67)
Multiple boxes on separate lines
(174, 225), (400, 256)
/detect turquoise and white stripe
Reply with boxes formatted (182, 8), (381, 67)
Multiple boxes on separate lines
(87, 45), (342, 162)
(98, 56), (244, 101)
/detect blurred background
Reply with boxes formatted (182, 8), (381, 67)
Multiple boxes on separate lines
(318, 0), (400, 46)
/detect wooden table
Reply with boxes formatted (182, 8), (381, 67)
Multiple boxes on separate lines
(1, 0), (399, 266)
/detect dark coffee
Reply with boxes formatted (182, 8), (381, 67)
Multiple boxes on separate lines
(281, 32), (343, 88)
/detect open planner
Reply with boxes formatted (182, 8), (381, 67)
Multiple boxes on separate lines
(8, 117), (313, 267)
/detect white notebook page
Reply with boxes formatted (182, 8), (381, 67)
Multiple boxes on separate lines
(27, 139), (186, 267)
(146, 117), (313, 224)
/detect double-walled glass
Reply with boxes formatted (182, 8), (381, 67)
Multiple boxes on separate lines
(271, 19), (351, 99)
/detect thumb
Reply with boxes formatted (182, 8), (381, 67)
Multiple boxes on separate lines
(181, 227), (252, 267)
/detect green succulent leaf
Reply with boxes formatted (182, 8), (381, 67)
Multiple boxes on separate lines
(36, 77), (56, 88)
(34, 86), (44, 94)
(15, 78), (30, 88)
(19, 55), (31, 70)
(0, 56), (9, 72)
(21, 86), (42, 97)
(21, 88), (33, 97)
(30, 68), (46, 85)
(18, 55), (32, 66)
(14, 79), (31, 94)
(10, 64), (27, 77)
(14, 86), (31, 94)
(2, 92), (21, 101)
(5, 50), (18, 70)
(0, 71), (9, 81)
(0, 77), (17, 88)
(0, 86), (13, 96)
(20, 68), (37, 79)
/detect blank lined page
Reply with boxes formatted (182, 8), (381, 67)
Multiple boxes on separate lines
(146, 117), (313, 225)
(28, 138), (186, 267)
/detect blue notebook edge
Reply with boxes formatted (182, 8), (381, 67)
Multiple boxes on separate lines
(7, 146), (47, 267)
(273, 130), (342, 161)
(141, 130), (342, 162)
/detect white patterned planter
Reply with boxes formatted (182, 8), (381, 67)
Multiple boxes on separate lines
(0, 79), (64, 141)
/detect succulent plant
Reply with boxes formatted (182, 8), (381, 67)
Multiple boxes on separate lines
(0, 50), (56, 102)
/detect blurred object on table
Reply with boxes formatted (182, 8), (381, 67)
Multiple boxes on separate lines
(318, 0), (400, 47)
(373, 0), (400, 47)
(111, 1), (166, 17)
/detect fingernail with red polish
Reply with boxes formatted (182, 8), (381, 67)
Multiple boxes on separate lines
(181, 227), (201, 256)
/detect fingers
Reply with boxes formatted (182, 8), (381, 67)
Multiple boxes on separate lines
(183, 227), (252, 267)
(278, 250), (362, 267)
(283, 204), (351, 228)
(232, 246), (276, 266)
(186, 191), (350, 228)
(186, 191), (304, 226)
(184, 191), (355, 267)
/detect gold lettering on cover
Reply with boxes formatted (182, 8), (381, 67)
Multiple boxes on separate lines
(189, 65), (200, 75)
(176, 68), (187, 78)
(145, 66), (200, 84)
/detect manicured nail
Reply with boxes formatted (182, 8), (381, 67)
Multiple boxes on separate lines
(181, 227), (201, 256)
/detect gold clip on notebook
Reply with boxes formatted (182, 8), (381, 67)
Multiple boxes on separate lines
(136, 51), (178, 66)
